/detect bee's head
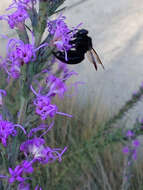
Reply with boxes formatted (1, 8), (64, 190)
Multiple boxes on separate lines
(74, 29), (88, 37)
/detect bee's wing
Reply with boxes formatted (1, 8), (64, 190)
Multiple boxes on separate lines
(91, 48), (105, 69)
(86, 50), (98, 70)
(86, 48), (104, 70)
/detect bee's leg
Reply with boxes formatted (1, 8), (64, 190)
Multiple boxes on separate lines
(53, 50), (85, 65)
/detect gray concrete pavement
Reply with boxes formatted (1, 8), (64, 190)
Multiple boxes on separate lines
(64, 0), (143, 123)
(1, 0), (143, 123)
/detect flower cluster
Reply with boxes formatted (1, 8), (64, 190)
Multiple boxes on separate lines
(122, 130), (140, 160)
(0, 0), (79, 189)
(31, 75), (72, 120)
(48, 15), (81, 61)
(8, 160), (33, 183)
(20, 137), (67, 164)
(0, 160), (41, 190)
(48, 15), (72, 52)
(2, 39), (30, 78)
(0, 138), (67, 188)
(0, 5), (28, 29)
(0, 115), (26, 147)
(0, 0), (37, 29)
(46, 74), (67, 98)
(1, 38), (48, 79)
(34, 96), (59, 120)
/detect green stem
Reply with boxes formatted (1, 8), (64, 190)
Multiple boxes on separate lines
(34, 1), (49, 46)
(105, 85), (143, 128)
(16, 25), (29, 43)
(18, 96), (27, 124)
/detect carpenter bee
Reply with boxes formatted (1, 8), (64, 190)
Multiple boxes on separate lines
(53, 29), (104, 70)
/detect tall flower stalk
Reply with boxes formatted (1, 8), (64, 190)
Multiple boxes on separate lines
(0, 0), (81, 189)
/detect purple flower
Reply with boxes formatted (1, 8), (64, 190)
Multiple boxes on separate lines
(2, 37), (48, 79)
(48, 15), (81, 61)
(2, 38), (33, 78)
(17, 182), (30, 190)
(34, 95), (50, 110)
(21, 160), (34, 174)
(0, 120), (16, 146)
(140, 119), (143, 125)
(132, 139), (140, 147)
(7, 39), (36, 65)
(57, 61), (78, 80)
(20, 138), (46, 158)
(8, 160), (33, 184)
(33, 95), (56, 120)
(0, 5), (28, 29)
(31, 85), (72, 120)
(3, 61), (21, 79)
(48, 15), (72, 52)
(46, 75), (67, 98)
(39, 146), (67, 164)
(35, 100), (58, 120)
(35, 185), (42, 190)
(34, 96), (72, 120)
(8, 166), (24, 183)
(56, 61), (82, 94)
(0, 118), (26, 147)
(126, 130), (134, 137)
(122, 146), (129, 155)
(28, 121), (54, 138)
(9, 63), (21, 79)
(132, 149), (137, 160)
(122, 139), (140, 161)
(0, 161), (33, 185)
(20, 138), (67, 164)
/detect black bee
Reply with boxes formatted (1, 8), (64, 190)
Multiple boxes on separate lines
(53, 29), (104, 70)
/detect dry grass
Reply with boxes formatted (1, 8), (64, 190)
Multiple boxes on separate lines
(37, 92), (143, 190)
(1, 74), (143, 190)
